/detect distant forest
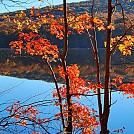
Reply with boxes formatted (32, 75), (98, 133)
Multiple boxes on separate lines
(0, 0), (133, 48)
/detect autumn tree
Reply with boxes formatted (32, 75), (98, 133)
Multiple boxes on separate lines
(0, 0), (133, 134)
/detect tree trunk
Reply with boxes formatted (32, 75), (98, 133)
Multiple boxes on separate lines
(101, 0), (112, 133)
(62, 0), (72, 133)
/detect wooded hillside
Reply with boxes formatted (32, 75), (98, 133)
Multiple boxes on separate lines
(0, 0), (133, 48)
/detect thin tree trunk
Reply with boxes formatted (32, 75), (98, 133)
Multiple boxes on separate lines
(100, 0), (112, 133)
(62, 0), (72, 133)
(45, 59), (65, 129)
(90, 0), (103, 125)
(92, 28), (103, 124)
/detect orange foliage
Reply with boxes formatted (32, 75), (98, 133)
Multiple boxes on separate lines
(55, 102), (99, 134)
(32, 132), (40, 134)
(48, 12), (105, 39)
(53, 64), (103, 99)
(5, 5), (133, 134)
(119, 83), (134, 98)
(9, 32), (59, 61)
(67, 13), (105, 33)
(104, 35), (133, 55)
(52, 64), (101, 133)
(118, 35), (134, 55)
(6, 101), (47, 127)
(111, 76), (134, 98)
(50, 20), (64, 40)
(30, 6), (35, 17)
(111, 76), (123, 87)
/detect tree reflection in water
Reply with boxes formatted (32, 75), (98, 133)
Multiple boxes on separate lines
(0, 49), (134, 133)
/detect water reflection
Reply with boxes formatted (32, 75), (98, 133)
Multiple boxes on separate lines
(0, 49), (134, 133)
(0, 76), (61, 134)
(0, 49), (133, 82)
(0, 76), (134, 133)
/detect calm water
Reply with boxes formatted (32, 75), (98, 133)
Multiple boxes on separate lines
(0, 48), (134, 134)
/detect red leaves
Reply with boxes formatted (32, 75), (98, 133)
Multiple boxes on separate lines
(118, 83), (134, 98)
(50, 21), (64, 40)
(53, 64), (90, 99)
(72, 102), (99, 133)
(9, 32), (59, 62)
(111, 76), (123, 87)
(73, 106), (97, 132)
(6, 101), (48, 127)
(58, 64), (80, 79)
(110, 76), (134, 98)
(52, 64), (100, 133)
(111, 76), (134, 98)
(113, 127), (125, 133)
(53, 64), (104, 99)
(55, 102), (99, 133)
(48, 13), (55, 19)
(48, 13), (105, 39)
(30, 6), (35, 17)
(32, 132), (40, 134)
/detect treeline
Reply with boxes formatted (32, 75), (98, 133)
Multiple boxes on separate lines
(0, 0), (133, 48)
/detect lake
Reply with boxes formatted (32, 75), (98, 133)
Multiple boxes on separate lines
(0, 48), (134, 134)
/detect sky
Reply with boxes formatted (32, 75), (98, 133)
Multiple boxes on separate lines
(0, 0), (87, 13)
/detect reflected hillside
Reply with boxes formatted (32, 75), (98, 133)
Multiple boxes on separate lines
(0, 49), (133, 83)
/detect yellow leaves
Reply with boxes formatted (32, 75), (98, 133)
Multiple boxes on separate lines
(93, 17), (105, 31)
(68, 14), (105, 33)
(49, 6), (54, 10)
(68, 13), (94, 34)
(15, 14), (19, 17)
(124, 0), (132, 2)
(85, 127), (93, 133)
(13, 19), (23, 30)
(58, 7), (64, 11)
(13, 18), (17, 23)
(2, 15), (8, 19)
(118, 35), (133, 55)
(68, 15), (75, 22)
(104, 35), (133, 55)
(98, 25), (105, 31)
(118, 44), (131, 55)
(2, 15), (10, 22)
(15, 11), (26, 18)
(93, 17), (103, 25)
(104, 41), (107, 47)
(48, 13), (55, 18)
(2, 71), (10, 75)
(104, 36), (120, 50)
(9, 9), (43, 32)
(19, 11), (26, 17)
(18, 120), (27, 126)
(17, 22), (23, 31)
(41, 15), (48, 24)
(28, 24), (38, 33)
(107, 23), (115, 30)
(25, 19), (31, 25)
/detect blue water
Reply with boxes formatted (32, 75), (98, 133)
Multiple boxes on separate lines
(0, 76), (134, 133)
(0, 76), (61, 134)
